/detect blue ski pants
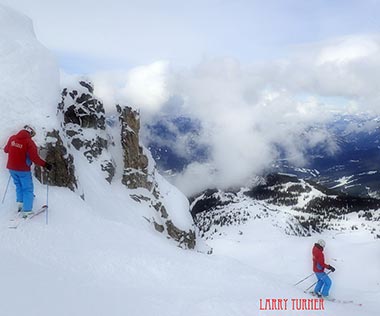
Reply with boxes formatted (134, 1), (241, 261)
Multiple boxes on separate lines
(314, 272), (332, 297)
(9, 170), (34, 211)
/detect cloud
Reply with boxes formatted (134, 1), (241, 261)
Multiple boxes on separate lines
(122, 61), (170, 114)
(91, 61), (170, 118)
(271, 34), (380, 110)
(166, 36), (380, 195)
(168, 69), (336, 195)
(316, 35), (379, 65)
(88, 34), (380, 195)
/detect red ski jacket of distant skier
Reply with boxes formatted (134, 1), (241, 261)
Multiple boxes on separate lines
(4, 130), (46, 171)
(312, 243), (329, 273)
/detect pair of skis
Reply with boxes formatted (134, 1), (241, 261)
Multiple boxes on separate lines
(8, 205), (48, 229)
(305, 291), (362, 306)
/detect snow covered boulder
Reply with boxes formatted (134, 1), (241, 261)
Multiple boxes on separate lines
(57, 80), (115, 183)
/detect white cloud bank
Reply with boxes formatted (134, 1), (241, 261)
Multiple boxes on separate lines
(91, 34), (380, 196)
(122, 61), (170, 113)
(273, 34), (380, 111)
(91, 61), (169, 118)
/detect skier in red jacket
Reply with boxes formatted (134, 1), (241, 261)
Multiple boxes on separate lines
(4, 125), (52, 218)
(312, 239), (335, 298)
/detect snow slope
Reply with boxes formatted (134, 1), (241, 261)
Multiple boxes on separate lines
(206, 218), (380, 316)
(0, 5), (378, 316)
(0, 181), (378, 316)
(190, 182), (379, 315)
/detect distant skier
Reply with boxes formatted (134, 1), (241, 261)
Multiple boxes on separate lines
(312, 239), (335, 298)
(4, 125), (52, 218)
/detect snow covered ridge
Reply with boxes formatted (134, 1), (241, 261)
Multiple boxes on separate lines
(191, 173), (380, 240)
(0, 4), (59, 144)
(33, 80), (196, 249)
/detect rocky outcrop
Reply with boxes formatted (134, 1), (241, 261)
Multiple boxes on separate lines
(60, 80), (105, 130)
(58, 80), (115, 183)
(117, 105), (151, 189)
(151, 182), (196, 249)
(36, 80), (197, 249)
(35, 129), (77, 191)
(166, 220), (196, 249)
(118, 105), (196, 249)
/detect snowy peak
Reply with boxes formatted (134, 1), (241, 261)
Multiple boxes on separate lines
(192, 173), (380, 240)
(0, 4), (34, 38)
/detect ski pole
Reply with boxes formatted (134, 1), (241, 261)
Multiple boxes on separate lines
(2, 175), (11, 204)
(304, 270), (332, 292)
(294, 272), (315, 286)
(46, 175), (49, 225)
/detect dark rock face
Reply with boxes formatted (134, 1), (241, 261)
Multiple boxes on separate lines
(60, 81), (105, 130)
(150, 215), (196, 249)
(166, 220), (196, 249)
(117, 105), (196, 249)
(118, 105), (151, 190)
(35, 129), (77, 191)
(101, 161), (115, 184)
(153, 184), (196, 249)
(58, 80), (115, 183)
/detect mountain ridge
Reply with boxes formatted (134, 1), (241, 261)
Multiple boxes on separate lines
(191, 173), (380, 240)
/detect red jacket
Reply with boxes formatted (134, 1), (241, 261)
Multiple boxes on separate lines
(4, 130), (46, 171)
(312, 243), (329, 273)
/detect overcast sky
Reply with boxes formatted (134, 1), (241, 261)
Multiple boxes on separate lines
(2, 0), (380, 72)
(3, 0), (380, 194)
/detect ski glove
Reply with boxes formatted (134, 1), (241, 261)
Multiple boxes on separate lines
(328, 265), (335, 272)
(45, 162), (53, 171)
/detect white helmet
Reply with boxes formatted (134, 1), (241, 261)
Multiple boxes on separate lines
(24, 124), (36, 137)
(318, 239), (326, 248)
